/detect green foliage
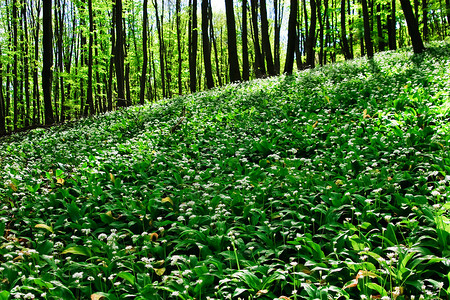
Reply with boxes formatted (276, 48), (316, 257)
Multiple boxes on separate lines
(0, 41), (450, 299)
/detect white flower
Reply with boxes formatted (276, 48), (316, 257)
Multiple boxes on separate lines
(72, 272), (84, 279)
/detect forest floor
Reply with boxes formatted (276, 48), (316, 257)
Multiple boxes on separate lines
(1, 41), (450, 300)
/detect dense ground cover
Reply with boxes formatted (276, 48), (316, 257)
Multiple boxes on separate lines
(1, 41), (450, 300)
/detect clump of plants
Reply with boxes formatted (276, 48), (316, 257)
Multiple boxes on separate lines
(1, 41), (450, 299)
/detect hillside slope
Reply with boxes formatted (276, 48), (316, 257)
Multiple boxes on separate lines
(0, 42), (450, 300)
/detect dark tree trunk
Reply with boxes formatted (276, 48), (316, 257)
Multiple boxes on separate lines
(361, 0), (374, 58)
(260, 0), (276, 76)
(12, 0), (18, 129)
(250, 0), (265, 77)
(317, 0), (324, 65)
(422, 0), (429, 40)
(447, 0), (450, 24)
(274, 0), (282, 74)
(21, 0), (30, 127)
(107, 5), (115, 110)
(189, 0), (199, 92)
(225, 0), (241, 82)
(242, 0), (250, 81)
(154, 0), (166, 97)
(86, 0), (95, 114)
(209, 6), (222, 86)
(56, 0), (66, 122)
(176, 0), (183, 95)
(306, 0), (317, 67)
(387, 0), (397, 50)
(0, 50), (5, 135)
(284, 0), (298, 74)
(32, 1), (41, 124)
(400, 0), (426, 53)
(202, 0), (214, 89)
(140, 0), (148, 104)
(376, 4), (386, 51)
(43, 0), (54, 125)
(115, 0), (126, 107)
(340, 0), (352, 59)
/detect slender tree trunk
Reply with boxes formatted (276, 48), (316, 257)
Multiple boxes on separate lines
(376, 4), (385, 51)
(284, 0), (298, 74)
(242, 0), (250, 81)
(22, 0), (30, 127)
(317, 0), (324, 65)
(341, 0), (352, 59)
(446, 0), (450, 24)
(43, 0), (54, 125)
(176, 0), (183, 95)
(0, 49), (5, 135)
(140, 0), (148, 104)
(107, 5), (115, 111)
(225, 0), (242, 82)
(361, 0), (374, 57)
(209, 6), (223, 86)
(422, 0), (429, 40)
(56, 0), (66, 122)
(32, 1), (41, 124)
(399, 0), (426, 53)
(260, 0), (276, 76)
(115, 0), (126, 107)
(250, 0), (265, 77)
(306, 0), (317, 67)
(274, 0), (282, 74)
(86, 0), (95, 114)
(387, 0), (397, 50)
(202, 0), (214, 89)
(189, 0), (198, 92)
(12, 0), (18, 129)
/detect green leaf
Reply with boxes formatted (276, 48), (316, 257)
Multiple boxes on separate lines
(117, 272), (135, 286)
(366, 283), (388, 296)
(61, 246), (92, 257)
(0, 291), (9, 300)
(35, 223), (54, 233)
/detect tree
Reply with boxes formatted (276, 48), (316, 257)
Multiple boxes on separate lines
(260, 0), (276, 76)
(250, 0), (266, 77)
(202, 0), (214, 89)
(86, 0), (95, 115)
(140, 0), (148, 104)
(340, 0), (352, 59)
(399, 0), (426, 53)
(306, 0), (317, 67)
(361, 0), (374, 58)
(284, 0), (298, 74)
(115, 0), (126, 107)
(189, 0), (199, 92)
(43, 0), (54, 125)
(387, 0), (397, 50)
(176, 0), (183, 95)
(242, 0), (250, 81)
(225, 0), (242, 82)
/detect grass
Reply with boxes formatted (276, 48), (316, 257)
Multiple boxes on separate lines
(1, 41), (450, 300)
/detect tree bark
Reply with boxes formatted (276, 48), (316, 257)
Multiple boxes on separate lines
(140, 0), (148, 104)
(361, 0), (374, 58)
(284, 0), (298, 74)
(43, 0), (54, 125)
(225, 0), (242, 82)
(422, 0), (429, 40)
(250, 0), (265, 77)
(86, 0), (95, 114)
(115, 0), (126, 107)
(376, 4), (386, 51)
(22, 0), (30, 126)
(340, 0), (352, 59)
(387, 0), (397, 50)
(306, 0), (317, 67)
(242, 0), (250, 81)
(12, 0), (18, 129)
(202, 0), (215, 89)
(0, 49), (5, 135)
(260, 0), (276, 76)
(176, 0), (183, 95)
(189, 0), (199, 92)
(399, 0), (426, 53)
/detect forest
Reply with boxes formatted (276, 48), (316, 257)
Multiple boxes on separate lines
(0, 0), (448, 135)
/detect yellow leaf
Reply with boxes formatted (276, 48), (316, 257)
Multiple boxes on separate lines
(8, 182), (17, 192)
(162, 197), (173, 205)
(154, 268), (166, 276)
(363, 109), (371, 119)
(335, 179), (344, 186)
(312, 120), (319, 128)
(91, 293), (106, 300)
(57, 178), (65, 185)
(325, 95), (330, 103)
(35, 224), (54, 233)
(109, 173), (115, 183)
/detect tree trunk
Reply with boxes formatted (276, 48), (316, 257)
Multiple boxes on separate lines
(284, 0), (298, 74)
(317, 0), (324, 65)
(260, 0), (276, 76)
(12, 0), (18, 129)
(21, 0), (30, 127)
(306, 0), (317, 67)
(209, 6), (222, 86)
(0, 49), (5, 135)
(140, 0), (148, 104)
(176, 0), (183, 95)
(189, 0), (198, 92)
(43, 0), (54, 125)
(387, 0), (397, 50)
(115, 0), (126, 107)
(202, 0), (215, 89)
(250, 0), (265, 77)
(361, 0), (374, 58)
(32, 1), (41, 124)
(242, 0), (250, 81)
(376, 4), (386, 51)
(225, 0), (242, 82)
(422, 0), (429, 40)
(340, 0), (352, 59)
(399, 0), (426, 53)
(274, 0), (282, 74)
(86, 0), (95, 114)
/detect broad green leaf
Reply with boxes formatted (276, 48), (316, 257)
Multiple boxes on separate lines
(61, 246), (92, 257)
(35, 223), (54, 233)
(116, 272), (135, 285)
